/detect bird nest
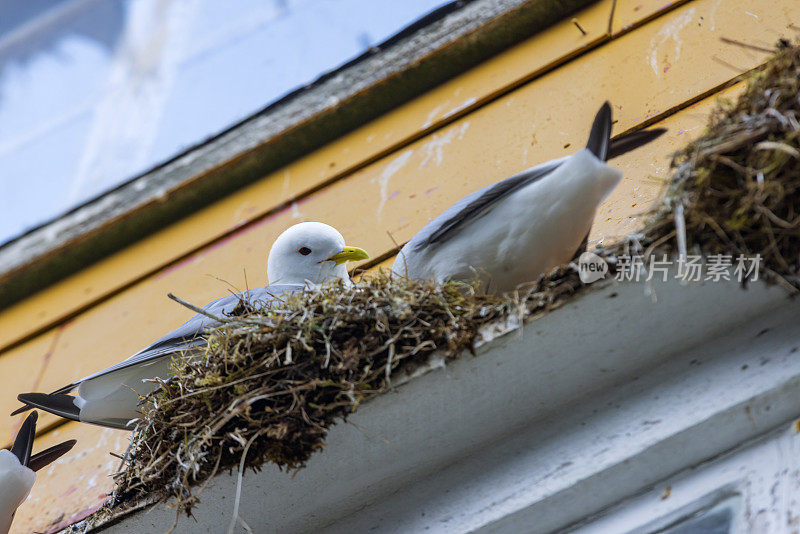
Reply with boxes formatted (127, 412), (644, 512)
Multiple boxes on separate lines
(641, 38), (800, 290)
(109, 272), (581, 515)
(105, 40), (800, 519)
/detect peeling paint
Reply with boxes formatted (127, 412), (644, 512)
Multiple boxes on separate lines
(676, 125), (701, 136)
(373, 149), (413, 220)
(420, 122), (470, 168)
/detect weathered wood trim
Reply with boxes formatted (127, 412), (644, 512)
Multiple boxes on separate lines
(0, 0), (595, 309)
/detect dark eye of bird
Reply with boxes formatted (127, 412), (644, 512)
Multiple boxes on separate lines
(298, 247), (312, 255)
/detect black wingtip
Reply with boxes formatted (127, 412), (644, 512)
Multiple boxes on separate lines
(607, 127), (668, 160)
(586, 101), (613, 161)
(10, 411), (38, 467)
(17, 393), (81, 423)
(28, 439), (77, 472)
(10, 404), (34, 416)
(12, 384), (78, 417)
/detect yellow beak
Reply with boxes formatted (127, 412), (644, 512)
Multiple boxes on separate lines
(327, 246), (370, 265)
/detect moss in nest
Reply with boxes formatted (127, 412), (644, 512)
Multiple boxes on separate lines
(642, 40), (800, 289)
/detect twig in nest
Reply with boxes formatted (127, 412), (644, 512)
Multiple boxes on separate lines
(755, 141), (800, 159)
(227, 430), (263, 534)
(167, 293), (231, 323)
(698, 126), (769, 158)
(674, 203), (687, 260)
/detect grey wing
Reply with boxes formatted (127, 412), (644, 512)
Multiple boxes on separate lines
(409, 159), (564, 251)
(54, 284), (303, 393)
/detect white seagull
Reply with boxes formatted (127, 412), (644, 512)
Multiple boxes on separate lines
(1, 411), (76, 534)
(392, 102), (665, 293)
(14, 222), (369, 430)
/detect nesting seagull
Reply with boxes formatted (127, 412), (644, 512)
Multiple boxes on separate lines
(393, 102), (665, 293)
(1, 412), (76, 534)
(14, 222), (368, 430)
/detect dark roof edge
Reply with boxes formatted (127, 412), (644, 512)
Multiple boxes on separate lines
(0, 0), (594, 309)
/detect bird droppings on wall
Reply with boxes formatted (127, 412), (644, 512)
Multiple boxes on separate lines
(422, 103), (446, 129)
(648, 8), (695, 76)
(421, 98), (478, 130)
(374, 149), (414, 220)
(419, 122), (470, 168)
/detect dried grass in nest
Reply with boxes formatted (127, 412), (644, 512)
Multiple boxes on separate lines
(110, 271), (585, 513)
(109, 40), (800, 518)
(640, 39), (800, 289)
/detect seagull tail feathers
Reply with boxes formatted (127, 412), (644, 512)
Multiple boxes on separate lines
(10, 404), (34, 416)
(10, 411), (37, 466)
(28, 440), (77, 472)
(16, 393), (81, 423)
(607, 128), (668, 160)
(586, 101), (613, 161)
(11, 382), (79, 416)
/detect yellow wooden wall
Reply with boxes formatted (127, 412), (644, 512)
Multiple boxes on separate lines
(4, 0), (798, 530)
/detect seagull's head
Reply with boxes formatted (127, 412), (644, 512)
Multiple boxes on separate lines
(267, 222), (369, 286)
